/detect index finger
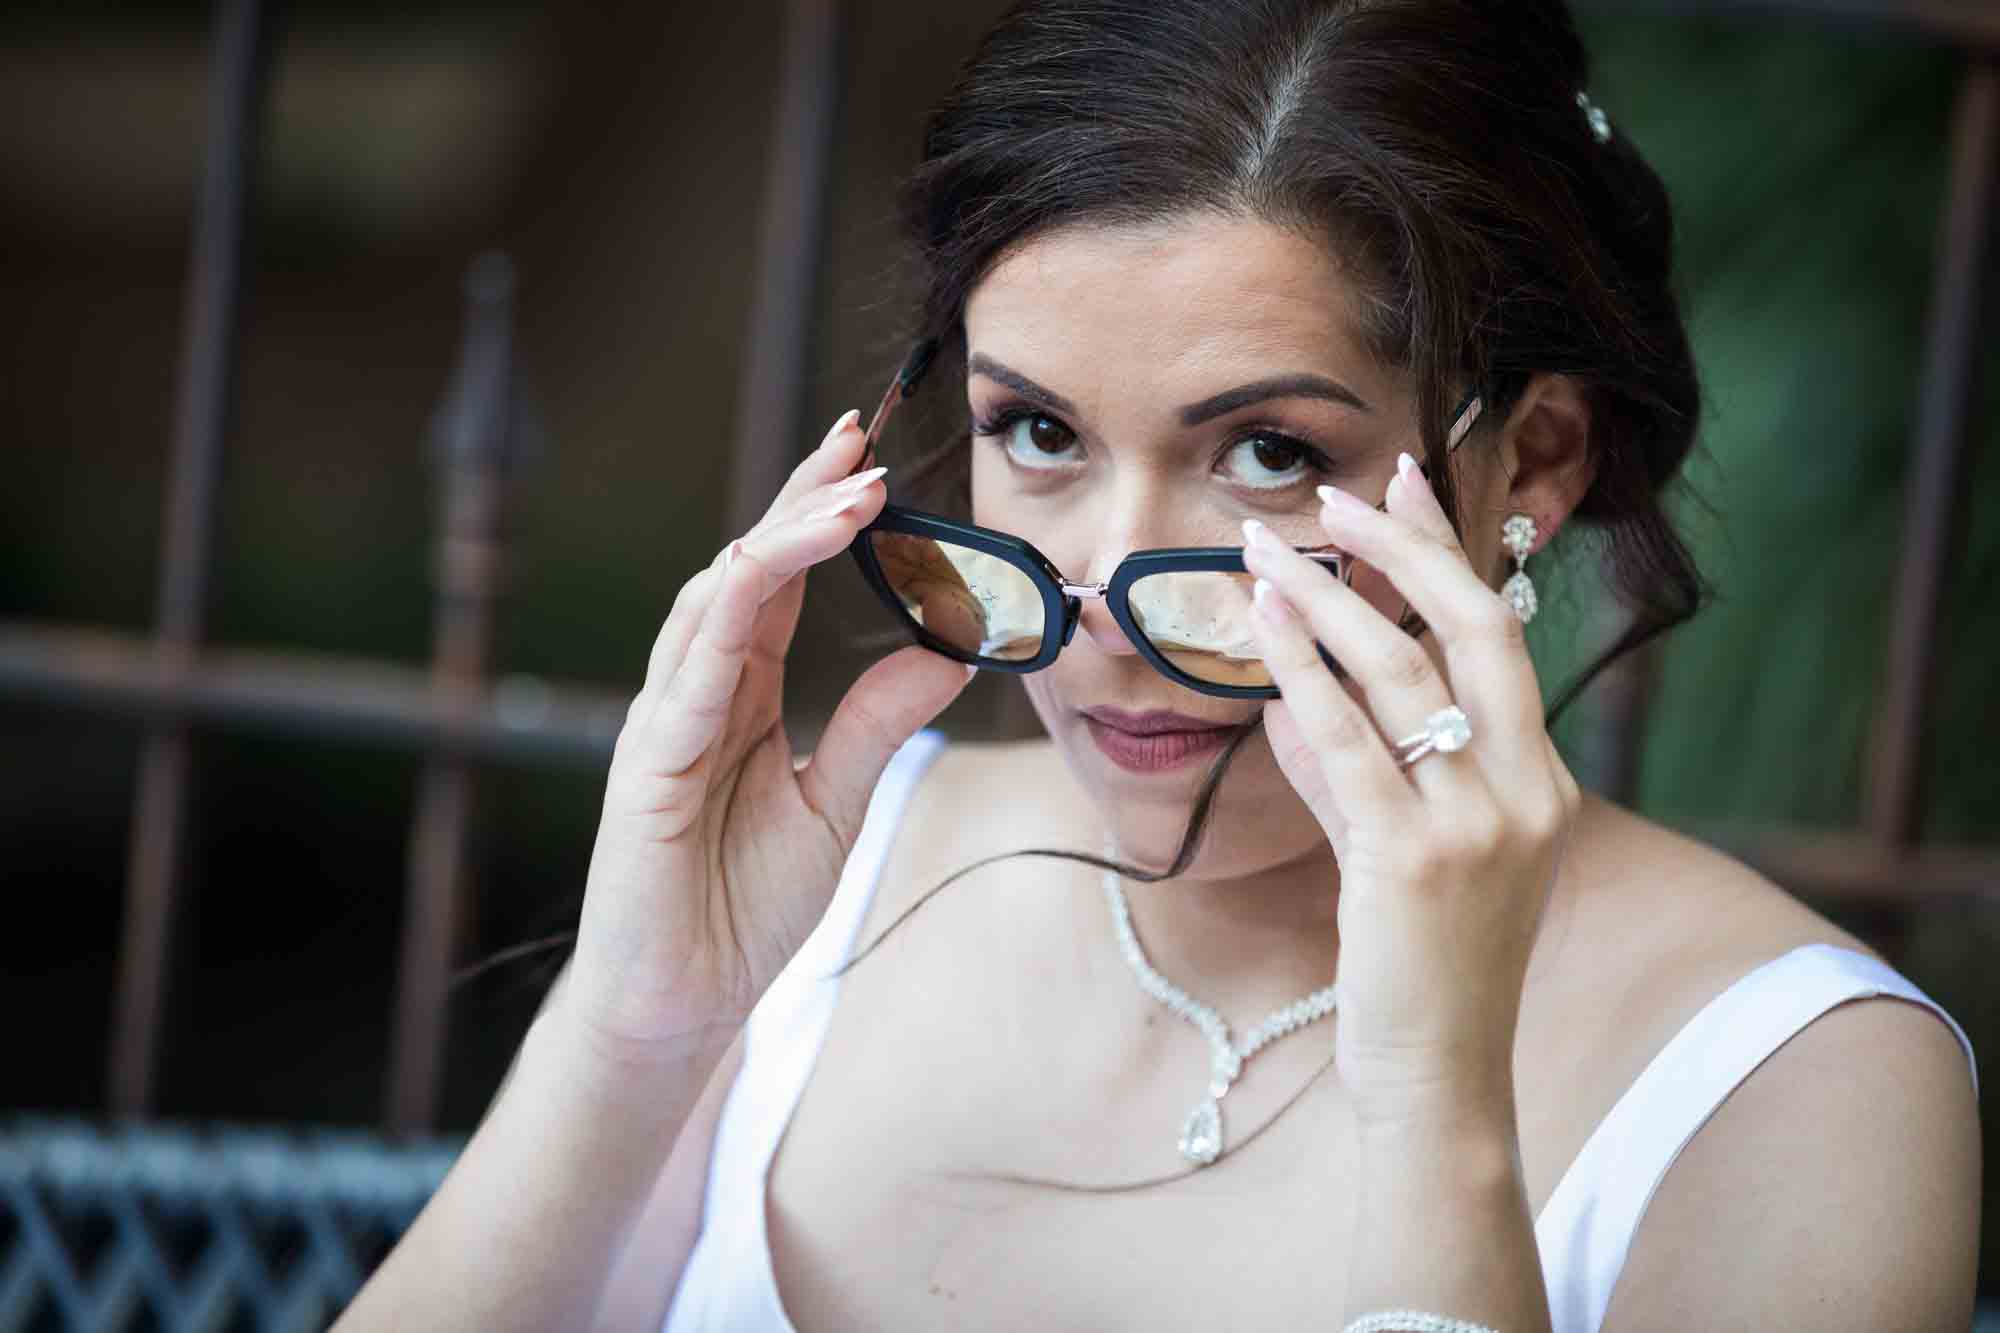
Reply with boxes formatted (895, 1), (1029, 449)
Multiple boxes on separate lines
(1316, 477), (1544, 755)
(759, 409), (866, 526)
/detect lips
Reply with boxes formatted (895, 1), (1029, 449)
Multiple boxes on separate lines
(1079, 707), (1241, 773)
(1081, 707), (1233, 735)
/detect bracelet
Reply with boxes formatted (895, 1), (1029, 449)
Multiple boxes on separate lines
(1342, 1312), (1499, 1333)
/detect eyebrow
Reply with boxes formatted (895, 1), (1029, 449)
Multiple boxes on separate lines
(1179, 373), (1371, 423)
(967, 354), (1371, 426)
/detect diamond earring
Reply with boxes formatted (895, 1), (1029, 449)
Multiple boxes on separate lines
(1500, 513), (1538, 623)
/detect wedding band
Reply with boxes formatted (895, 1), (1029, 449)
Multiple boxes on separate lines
(1393, 705), (1472, 767)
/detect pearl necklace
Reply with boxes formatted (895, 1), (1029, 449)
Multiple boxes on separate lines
(1102, 864), (1338, 1166)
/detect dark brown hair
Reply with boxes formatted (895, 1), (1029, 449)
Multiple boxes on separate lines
(845, 0), (1704, 976)
(894, 0), (1701, 691)
(822, 2), (1710, 1189)
(484, 1), (1709, 1185)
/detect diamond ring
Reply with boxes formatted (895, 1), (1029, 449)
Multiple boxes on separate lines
(1392, 706), (1473, 767)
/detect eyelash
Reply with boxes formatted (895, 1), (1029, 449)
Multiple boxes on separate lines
(968, 405), (1338, 490)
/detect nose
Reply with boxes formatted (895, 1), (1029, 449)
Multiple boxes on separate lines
(1064, 475), (1202, 658)
(1070, 539), (1142, 656)
(1076, 590), (1139, 655)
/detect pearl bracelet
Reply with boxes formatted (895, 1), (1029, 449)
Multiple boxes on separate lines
(1342, 1312), (1499, 1333)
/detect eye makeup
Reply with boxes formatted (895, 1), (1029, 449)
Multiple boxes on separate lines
(968, 396), (1360, 501)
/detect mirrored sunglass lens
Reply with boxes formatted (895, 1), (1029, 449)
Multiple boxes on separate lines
(1125, 557), (1413, 688)
(868, 531), (1046, 661)
(1125, 570), (1272, 688)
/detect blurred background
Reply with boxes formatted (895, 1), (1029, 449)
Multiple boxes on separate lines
(1, 0), (1994, 1325)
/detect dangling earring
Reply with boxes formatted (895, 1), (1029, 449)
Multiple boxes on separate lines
(1500, 514), (1538, 623)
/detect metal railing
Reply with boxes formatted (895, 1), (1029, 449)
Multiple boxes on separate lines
(0, 0), (1991, 1325)
(0, 0), (1991, 1137)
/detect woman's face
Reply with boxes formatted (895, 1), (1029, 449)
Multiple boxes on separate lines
(961, 211), (1507, 875)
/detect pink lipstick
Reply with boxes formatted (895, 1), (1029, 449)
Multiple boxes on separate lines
(1080, 707), (1238, 773)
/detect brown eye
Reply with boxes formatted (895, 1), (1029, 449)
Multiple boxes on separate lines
(1026, 415), (1072, 453)
(992, 412), (1082, 470)
(1220, 434), (1319, 491)
(1251, 437), (1301, 472)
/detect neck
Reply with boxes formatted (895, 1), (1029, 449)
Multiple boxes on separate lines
(1100, 838), (1343, 1025)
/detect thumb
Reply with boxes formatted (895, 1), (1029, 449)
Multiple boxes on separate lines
(798, 646), (974, 839)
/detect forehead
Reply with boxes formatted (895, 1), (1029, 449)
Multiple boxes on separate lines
(963, 212), (1388, 399)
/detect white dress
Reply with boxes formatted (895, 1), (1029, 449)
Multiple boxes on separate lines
(663, 730), (1979, 1333)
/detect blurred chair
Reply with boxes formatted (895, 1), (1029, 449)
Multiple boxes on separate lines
(0, 1119), (454, 1332)
(0, 0), (1991, 1328)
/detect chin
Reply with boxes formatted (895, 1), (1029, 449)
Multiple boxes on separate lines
(1030, 685), (1313, 878)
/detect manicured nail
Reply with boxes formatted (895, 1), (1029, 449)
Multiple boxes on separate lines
(1241, 517), (1280, 550)
(963, 663), (979, 680)
(1397, 452), (1421, 482)
(723, 538), (741, 571)
(1317, 484), (1371, 518)
(816, 409), (862, 453)
(833, 465), (889, 494)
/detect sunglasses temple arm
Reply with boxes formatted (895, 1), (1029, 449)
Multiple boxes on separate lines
(855, 377), (903, 475)
(851, 339), (942, 477)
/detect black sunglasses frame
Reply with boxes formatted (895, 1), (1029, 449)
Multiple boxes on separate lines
(844, 338), (1482, 701)
(851, 507), (1343, 699)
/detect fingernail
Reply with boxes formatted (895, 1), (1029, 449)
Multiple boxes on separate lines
(963, 663), (979, 681)
(817, 409), (862, 453)
(1240, 517), (1279, 550)
(723, 539), (741, 571)
(1318, 484), (1371, 518)
(834, 465), (889, 494)
(1397, 452), (1421, 481)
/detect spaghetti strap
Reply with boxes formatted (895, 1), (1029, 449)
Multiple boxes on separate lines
(664, 729), (947, 1333)
(1533, 942), (1978, 1333)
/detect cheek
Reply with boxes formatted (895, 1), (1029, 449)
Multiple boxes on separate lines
(967, 449), (1095, 575)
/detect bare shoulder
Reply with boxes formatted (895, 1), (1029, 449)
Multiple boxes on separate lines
(1565, 799), (1982, 1329)
(1600, 986), (1982, 1329)
(865, 733), (1076, 931)
(1552, 793), (1879, 1000)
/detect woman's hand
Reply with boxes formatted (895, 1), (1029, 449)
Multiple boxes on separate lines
(559, 410), (975, 1057)
(1238, 454), (1580, 1133)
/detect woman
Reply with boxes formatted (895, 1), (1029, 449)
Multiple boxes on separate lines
(338, 2), (1982, 1329)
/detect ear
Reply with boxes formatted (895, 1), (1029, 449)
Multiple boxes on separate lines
(1494, 372), (1595, 557)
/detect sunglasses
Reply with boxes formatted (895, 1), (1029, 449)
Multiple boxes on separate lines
(846, 341), (1483, 700)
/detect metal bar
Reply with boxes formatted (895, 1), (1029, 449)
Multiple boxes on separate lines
(0, 624), (624, 767)
(1693, 823), (2000, 905)
(109, 0), (271, 1118)
(1866, 56), (1998, 848)
(723, 0), (845, 537)
(1580, 0), (2000, 47)
(385, 258), (527, 1134)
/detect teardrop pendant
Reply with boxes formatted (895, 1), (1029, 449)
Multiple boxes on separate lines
(1179, 1096), (1223, 1166)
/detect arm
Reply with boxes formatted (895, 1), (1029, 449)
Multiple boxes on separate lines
(1601, 995), (1980, 1331)
(426, 958), (748, 1333)
(1346, 1087), (1552, 1332)
(1344, 996), (1980, 1333)
(333, 994), (741, 1333)
(332, 410), (967, 1328)
(590, 1025), (745, 1332)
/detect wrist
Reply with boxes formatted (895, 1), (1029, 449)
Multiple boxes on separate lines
(1346, 1048), (1517, 1143)
(540, 987), (744, 1089)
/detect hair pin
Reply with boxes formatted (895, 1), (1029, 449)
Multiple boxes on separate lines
(1576, 90), (1612, 145)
